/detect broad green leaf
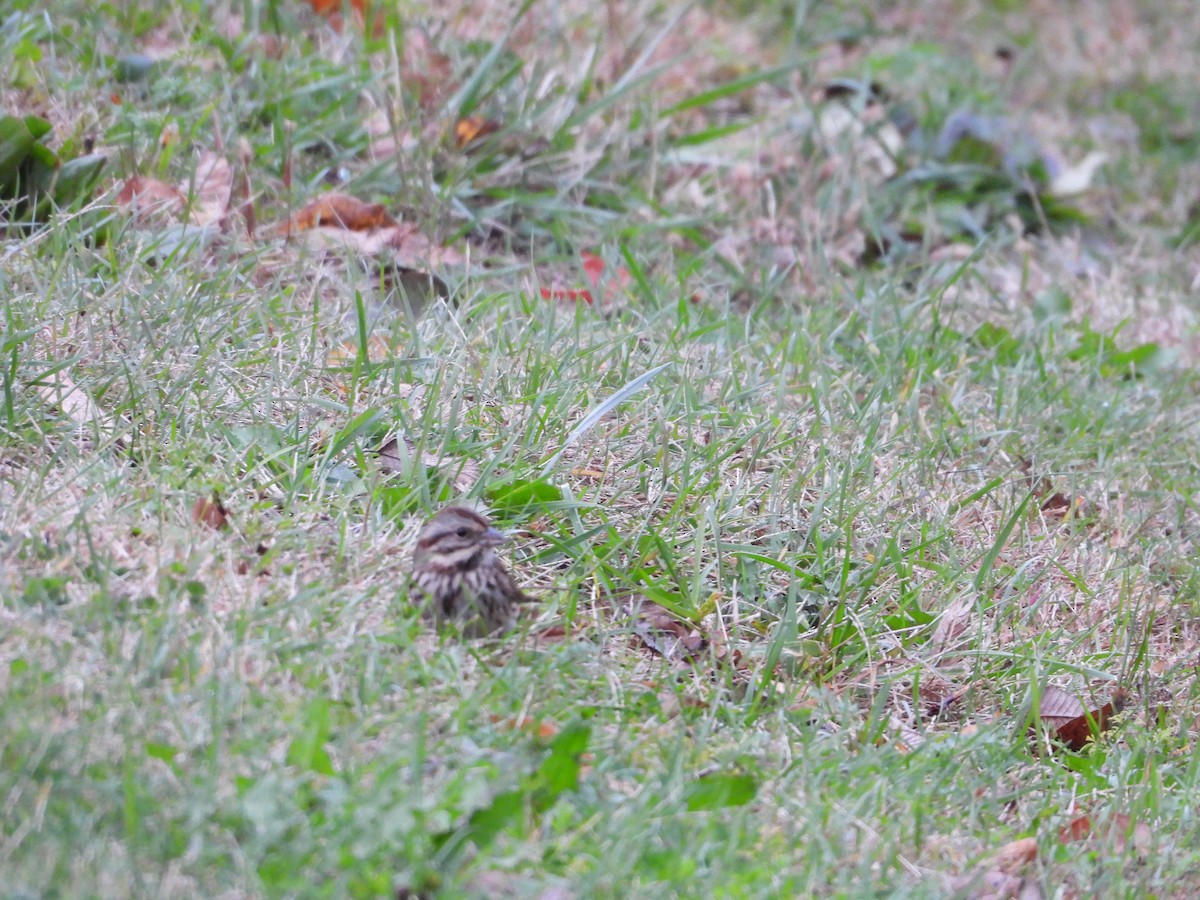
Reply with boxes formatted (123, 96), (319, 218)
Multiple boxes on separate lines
(464, 788), (525, 849)
(0, 114), (40, 188)
(534, 723), (590, 802)
(488, 477), (562, 512)
(685, 772), (758, 812)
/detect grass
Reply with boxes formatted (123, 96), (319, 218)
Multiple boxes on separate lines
(4, 0), (1200, 896)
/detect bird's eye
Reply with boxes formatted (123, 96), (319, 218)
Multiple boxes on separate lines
(456, 527), (469, 537)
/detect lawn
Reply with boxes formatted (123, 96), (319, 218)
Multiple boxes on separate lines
(3, 0), (1200, 896)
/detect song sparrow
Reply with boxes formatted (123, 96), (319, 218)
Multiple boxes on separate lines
(410, 506), (533, 635)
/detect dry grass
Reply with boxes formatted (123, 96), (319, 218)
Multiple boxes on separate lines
(3, 0), (1200, 896)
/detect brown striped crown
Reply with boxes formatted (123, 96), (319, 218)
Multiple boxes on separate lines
(413, 506), (506, 572)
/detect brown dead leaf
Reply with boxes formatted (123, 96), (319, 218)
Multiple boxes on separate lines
(1036, 685), (1086, 728)
(627, 596), (708, 664)
(376, 435), (480, 494)
(929, 596), (975, 655)
(1058, 811), (1151, 854)
(116, 176), (185, 220)
(1039, 491), (1073, 515)
(376, 434), (442, 474)
(1038, 491), (1093, 522)
(1036, 685), (1126, 751)
(192, 492), (230, 531)
(990, 836), (1038, 874)
(286, 217), (466, 272)
(187, 152), (233, 227)
(290, 192), (397, 233)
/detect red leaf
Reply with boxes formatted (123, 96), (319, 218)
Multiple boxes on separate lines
(539, 287), (594, 304)
(541, 251), (631, 306)
(581, 250), (606, 284)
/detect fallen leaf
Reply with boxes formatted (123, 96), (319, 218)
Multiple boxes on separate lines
(192, 492), (230, 531)
(454, 115), (501, 149)
(376, 435), (479, 494)
(1036, 685), (1126, 751)
(1049, 151), (1107, 197)
(685, 771), (758, 811)
(626, 596), (708, 664)
(35, 371), (118, 444)
(363, 108), (421, 159)
(540, 251), (632, 306)
(990, 836), (1038, 874)
(187, 152), (233, 226)
(289, 191), (397, 233)
(284, 215), (466, 271)
(376, 434), (442, 474)
(1058, 811), (1151, 854)
(116, 176), (185, 219)
(929, 596), (974, 655)
(569, 466), (607, 480)
(1039, 491), (1073, 516)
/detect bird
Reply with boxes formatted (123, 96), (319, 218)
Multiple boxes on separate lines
(409, 506), (534, 635)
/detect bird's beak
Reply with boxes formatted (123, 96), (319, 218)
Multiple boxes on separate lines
(482, 526), (508, 546)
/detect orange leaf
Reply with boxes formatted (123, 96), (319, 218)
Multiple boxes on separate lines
(990, 836), (1038, 874)
(290, 192), (397, 233)
(488, 714), (561, 740)
(453, 115), (500, 149)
